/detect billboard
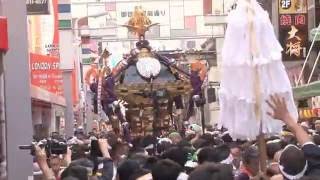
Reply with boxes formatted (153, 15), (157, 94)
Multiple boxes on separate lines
(278, 0), (308, 61)
(30, 53), (63, 96)
(28, 0), (63, 96)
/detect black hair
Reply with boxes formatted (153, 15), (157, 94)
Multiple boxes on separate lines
(118, 160), (141, 180)
(280, 146), (306, 176)
(157, 140), (173, 154)
(221, 133), (233, 143)
(128, 168), (151, 180)
(313, 134), (320, 145)
(71, 144), (89, 161)
(266, 142), (282, 160)
(141, 135), (157, 147)
(130, 137), (144, 151)
(188, 163), (234, 180)
(152, 159), (183, 180)
(242, 146), (259, 165)
(128, 153), (148, 168)
(197, 147), (216, 164)
(192, 138), (211, 149)
(283, 134), (298, 145)
(144, 156), (159, 170)
(61, 177), (80, 180)
(177, 139), (192, 148)
(200, 134), (215, 144)
(161, 147), (189, 167)
(60, 165), (88, 180)
(70, 158), (94, 169)
(213, 144), (231, 163)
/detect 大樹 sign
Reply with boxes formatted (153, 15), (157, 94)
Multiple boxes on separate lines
(27, 0), (50, 15)
(278, 0), (308, 61)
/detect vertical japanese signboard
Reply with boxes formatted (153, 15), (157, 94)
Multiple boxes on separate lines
(278, 0), (308, 61)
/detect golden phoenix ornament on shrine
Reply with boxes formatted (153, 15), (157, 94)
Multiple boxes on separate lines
(122, 6), (159, 41)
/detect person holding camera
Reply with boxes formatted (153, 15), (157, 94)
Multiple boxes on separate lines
(34, 144), (56, 180)
(34, 138), (114, 180)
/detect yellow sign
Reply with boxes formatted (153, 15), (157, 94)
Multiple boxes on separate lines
(279, 0), (307, 14)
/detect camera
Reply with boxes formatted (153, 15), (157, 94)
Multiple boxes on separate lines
(19, 139), (68, 156)
(67, 136), (103, 157)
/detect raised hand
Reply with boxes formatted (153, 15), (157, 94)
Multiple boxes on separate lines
(266, 94), (290, 123)
(267, 94), (311, 145)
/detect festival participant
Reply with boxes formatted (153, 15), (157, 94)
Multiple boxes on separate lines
(35, 138), (114, 180)
(314, 120), (320, 135)
(188, 163), (234, 180)
(197, 147), (216, 165)
(236, 146), (260, 180)
(151, 159), (184, 180)
(118, 160), (141, 180)
(267, 94), (320, 179)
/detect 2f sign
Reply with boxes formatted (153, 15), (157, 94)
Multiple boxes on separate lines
(281, 0), (291, 9)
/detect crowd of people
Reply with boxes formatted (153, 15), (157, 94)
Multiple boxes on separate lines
(32, 94), (320, 180)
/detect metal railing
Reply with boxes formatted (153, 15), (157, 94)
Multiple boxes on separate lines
(297, 23), (320, 85)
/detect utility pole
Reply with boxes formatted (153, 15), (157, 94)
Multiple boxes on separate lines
(59, 0), (75, 138)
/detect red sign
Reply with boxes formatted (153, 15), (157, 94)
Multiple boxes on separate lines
(0, 16), (8, 51)
(279, 14), (306, 26)
(30, 53), (63, 96)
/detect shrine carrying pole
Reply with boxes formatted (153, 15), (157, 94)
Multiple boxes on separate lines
(247, 0), (267, 172)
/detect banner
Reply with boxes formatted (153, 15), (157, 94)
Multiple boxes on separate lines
(30, 53), (63, 96)
(278, 0), (308, 61)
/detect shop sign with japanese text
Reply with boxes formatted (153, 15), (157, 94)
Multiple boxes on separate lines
(26, 0), (50, 15)
(278, 0), (308, 61)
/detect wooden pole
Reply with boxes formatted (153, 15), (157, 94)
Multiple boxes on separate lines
(246, 0), (268, 173)
(201, 104), (205, 135)
(257, 133), (268, 173)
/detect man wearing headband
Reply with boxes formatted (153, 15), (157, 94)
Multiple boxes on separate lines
(236, 146), (259, 180)
(267, 94), (320, 179)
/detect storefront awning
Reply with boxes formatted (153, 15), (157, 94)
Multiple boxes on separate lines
(293, 81), (320, 100)
(30, 85), (66, 106)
